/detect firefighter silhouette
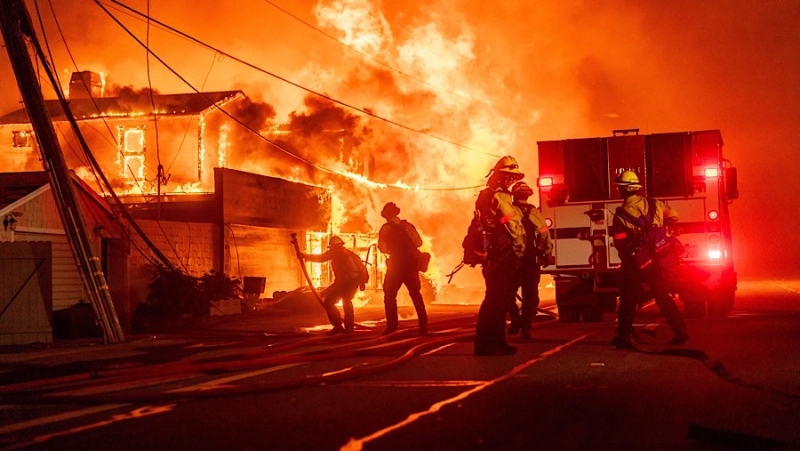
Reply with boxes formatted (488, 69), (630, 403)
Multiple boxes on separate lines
(473, 156), (526, 356)
(299, 236), (367, 335)
(507, 180), (552, 341)
(610, 171), (688, 348)
(377, 202), (428, 335)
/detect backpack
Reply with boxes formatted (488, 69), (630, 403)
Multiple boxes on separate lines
(462, 211), (490, 267)
(386, 220), (430, 272)
(349, 250), (369, 290)
(517, 203), (545, 259)
(615, 198), (681, 270)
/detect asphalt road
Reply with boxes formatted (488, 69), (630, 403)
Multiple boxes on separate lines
(1, 279), (799, 450)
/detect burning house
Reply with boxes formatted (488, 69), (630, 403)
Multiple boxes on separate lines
(0, 70), (435, 340)
(0, 71), (244, 192)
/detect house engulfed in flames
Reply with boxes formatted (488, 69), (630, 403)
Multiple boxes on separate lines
(0, 71), (397, 334)
(0, 71), (243, 192)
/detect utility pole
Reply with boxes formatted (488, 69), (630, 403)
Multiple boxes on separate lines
(0, 0), (125, 343)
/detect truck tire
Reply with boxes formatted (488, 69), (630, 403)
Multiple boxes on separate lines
(707, 288), (735, 318)
(683, 300), (706, 319)
(678, 281), (713, 319)
(555, 276), (596, 322)
(580, 304), (604, 322)
(558, 306), (581, 323)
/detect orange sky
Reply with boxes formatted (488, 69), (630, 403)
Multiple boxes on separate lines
(1, 0), (798, 280)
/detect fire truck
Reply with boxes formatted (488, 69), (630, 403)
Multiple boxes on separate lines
(536, 129), (738, 321)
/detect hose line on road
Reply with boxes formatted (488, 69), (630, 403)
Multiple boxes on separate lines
(639, 347), (800, 400)
(0, 315), (561, 405)
(0, 330), (476, 406)
(0, 315), (483, 396)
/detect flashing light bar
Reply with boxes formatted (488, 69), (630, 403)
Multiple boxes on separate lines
(537, 177), (554, 188)
(708, 250), (722, 259)
(704, 167), (720, 178)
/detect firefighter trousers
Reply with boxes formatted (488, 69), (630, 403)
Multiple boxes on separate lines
(382, 262), (427, 330)
(509, 257), (542, 332)
(476, 252), (521, 352)
(617, 261), (686, 337)
(320, 279), (359, 330)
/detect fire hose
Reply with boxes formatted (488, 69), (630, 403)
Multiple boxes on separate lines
(0, 329), (476, 405)
(290, 232), (325, 308)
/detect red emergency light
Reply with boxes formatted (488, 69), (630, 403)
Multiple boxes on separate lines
(708, 250), (722, 259)
(708, 210), (719, 220)
(704, 167), (720, 178)
(537, 177), (553, 188)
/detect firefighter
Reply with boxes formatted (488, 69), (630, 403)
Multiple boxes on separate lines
(377, 202), (428, 335)
(507, 180), (553, 341)
(298, 235), (367, 335)
(474, 156), (526, 356)
(610, 170), (689, 349)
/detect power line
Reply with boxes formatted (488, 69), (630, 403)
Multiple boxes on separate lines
(22, 3), (185, 276)
(95, 0), (488, 192)
(41, 0), (153, 195)
(104, 0), (500, 160)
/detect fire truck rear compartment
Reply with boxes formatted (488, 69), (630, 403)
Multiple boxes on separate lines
(537, 129), (738, 322)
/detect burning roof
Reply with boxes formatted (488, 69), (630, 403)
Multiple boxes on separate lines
(0, 90), (243, 124)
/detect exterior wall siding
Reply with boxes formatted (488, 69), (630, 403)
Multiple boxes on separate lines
(1, 179), (133, 329)
(14, 232), (84, 311)
(2, 190), (87, 312)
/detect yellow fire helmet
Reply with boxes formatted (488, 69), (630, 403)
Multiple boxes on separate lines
(487, 155), (525, 178)
(614, 170), (642, 191)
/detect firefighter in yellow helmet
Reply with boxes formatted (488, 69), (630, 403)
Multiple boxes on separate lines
(298, 235), (368, 336)
(507, 180), (553, 341)
(610, 170), (688, 349)
(473, 156), (527, 356)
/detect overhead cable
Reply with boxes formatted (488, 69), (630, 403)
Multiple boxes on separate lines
(95, 0), (487, 192)
(104, 0), (500, 159)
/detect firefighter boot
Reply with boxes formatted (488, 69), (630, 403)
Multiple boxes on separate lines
(611, 334), (637, 350)
(381, 325), (399, 336)
(327, 325), (346, 336)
